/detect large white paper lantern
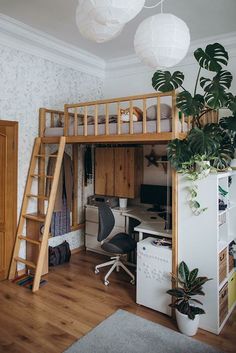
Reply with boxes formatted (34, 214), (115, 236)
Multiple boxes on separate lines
(76, 1), (123, 43)
(134, 13), (191, 68)
(79, 0), (145, 25)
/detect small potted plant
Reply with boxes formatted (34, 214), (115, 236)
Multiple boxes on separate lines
(167, 261), (211, 336)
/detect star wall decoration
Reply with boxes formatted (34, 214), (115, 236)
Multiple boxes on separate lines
(145, 149), (160, 167)
(145, 149), (168, 173)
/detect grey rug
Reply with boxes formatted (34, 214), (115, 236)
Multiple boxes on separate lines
(64, 309), (223, 353)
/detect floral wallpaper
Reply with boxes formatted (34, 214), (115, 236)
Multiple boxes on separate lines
(0, 44), (103, 265)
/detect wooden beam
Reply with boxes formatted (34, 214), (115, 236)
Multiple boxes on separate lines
(41, 132), (187, 145)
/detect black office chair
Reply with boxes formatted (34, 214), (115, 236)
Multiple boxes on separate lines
(94, 204), (136, 286)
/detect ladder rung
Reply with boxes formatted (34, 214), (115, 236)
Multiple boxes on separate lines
(18, 236), (41, 245)
(23, 213), (46, 222)
(15, 257), (36, 269)
(35, 154), (57, 158)
(27, 194), (49, 200)
(31, 174), (53, 179)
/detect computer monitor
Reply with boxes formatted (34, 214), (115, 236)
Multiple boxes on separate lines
(140, 184), (172, 212)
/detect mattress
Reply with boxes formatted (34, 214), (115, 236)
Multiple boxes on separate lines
(44, 119), (186, 137)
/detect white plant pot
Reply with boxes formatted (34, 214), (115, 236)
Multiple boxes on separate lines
(175, 309), (199, 336)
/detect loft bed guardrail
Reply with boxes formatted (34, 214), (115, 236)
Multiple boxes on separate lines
(39, 92), (218, 143)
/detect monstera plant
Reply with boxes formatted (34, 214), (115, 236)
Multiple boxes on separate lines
(152, 43), (236, 172)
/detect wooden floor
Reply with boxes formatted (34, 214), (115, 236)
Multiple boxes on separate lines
(0, 251), (235, 353)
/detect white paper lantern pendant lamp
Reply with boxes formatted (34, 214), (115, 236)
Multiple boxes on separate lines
(76, 0), (191, 64)
(85, 0), (146, 25)
(134, 1), (191, 68)
(76, 0), (124, 43)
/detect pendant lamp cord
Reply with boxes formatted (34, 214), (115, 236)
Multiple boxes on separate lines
(144, 0), (165, 11)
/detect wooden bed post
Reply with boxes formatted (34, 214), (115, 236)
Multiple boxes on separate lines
(72, 144), (78, 227)
(39, 108), (46, 138)
(64, 105), (69, 136)
(171, 91), (178, 279)
(38, 108), (46, 214)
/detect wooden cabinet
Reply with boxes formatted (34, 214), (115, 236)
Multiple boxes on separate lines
(95, 148), (114, 196)
(114, 147), (143, 198)
(95, 147), (143, 198)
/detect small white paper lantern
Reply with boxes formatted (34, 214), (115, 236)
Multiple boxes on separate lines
(134, 13), (191, 68)
(79, 0), (145, 25)
(76, 1), (123, 43)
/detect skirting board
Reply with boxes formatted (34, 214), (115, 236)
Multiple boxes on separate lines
(71, 245), (85, 255)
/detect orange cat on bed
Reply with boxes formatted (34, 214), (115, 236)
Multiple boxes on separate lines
(120, 106), (143, 122)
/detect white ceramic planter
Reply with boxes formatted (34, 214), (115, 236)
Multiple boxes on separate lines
(175, 309), (199, 336)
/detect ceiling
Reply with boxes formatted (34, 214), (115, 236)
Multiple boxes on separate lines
(0, 0), (236, 60)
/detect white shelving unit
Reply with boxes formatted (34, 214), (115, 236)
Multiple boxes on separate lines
(178, 171), (236, 334)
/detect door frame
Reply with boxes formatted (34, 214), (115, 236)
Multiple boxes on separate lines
(0, 120), (18, 279)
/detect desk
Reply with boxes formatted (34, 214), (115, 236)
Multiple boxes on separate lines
(85, 205), (172, 255)
(121, 207), (172, 241)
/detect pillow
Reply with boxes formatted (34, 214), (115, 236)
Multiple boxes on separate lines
(146, 104), (172, 121)
(120, 106), (143, 122)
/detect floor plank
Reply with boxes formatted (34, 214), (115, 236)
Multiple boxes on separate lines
(0, 251), (235, 353)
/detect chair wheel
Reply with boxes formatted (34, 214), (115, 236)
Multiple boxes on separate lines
(95, 268), (99, 274)
(104, 280), (109, 286)
(130, 279), (135, 285)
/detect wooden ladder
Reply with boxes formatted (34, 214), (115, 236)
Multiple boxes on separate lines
(8, 136), (66, 292)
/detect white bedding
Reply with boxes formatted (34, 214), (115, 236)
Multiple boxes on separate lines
(44, 119), (186, 137)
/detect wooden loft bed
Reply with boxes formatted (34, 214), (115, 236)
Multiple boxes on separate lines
(39, 91), (218, 144)
(9, 91), (218, 292)
(40, 91), (188, 144)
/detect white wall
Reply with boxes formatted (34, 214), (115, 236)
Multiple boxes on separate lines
(0, 44), (103, 258)
(143, 145), (171, 186)
(104, 47), (236, 102)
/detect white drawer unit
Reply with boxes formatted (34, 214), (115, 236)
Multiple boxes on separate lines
(137, 237), (172, 316)
(86, 206), (99, 223)
(85, 205), (126, 255)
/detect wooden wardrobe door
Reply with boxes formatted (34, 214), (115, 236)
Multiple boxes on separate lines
(95, 148), (114, 196)
(114, 147), (135, 198)
(0, 121), (18, 280)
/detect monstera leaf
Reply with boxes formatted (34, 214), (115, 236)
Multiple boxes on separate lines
(203, 124), (234, 169)
(220, 116), (236, 132)
(152, 70), (184, 92)
(205, 87), (228, 109)
(200, 70), (233, 92)
(194, 43), (229, 72)
(212, 137), (234, 169)
(167, 138), (190, 170)
(176, 92), (204, 117)
(225, 93), (236, 114)
(187, 127), (219, 156)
